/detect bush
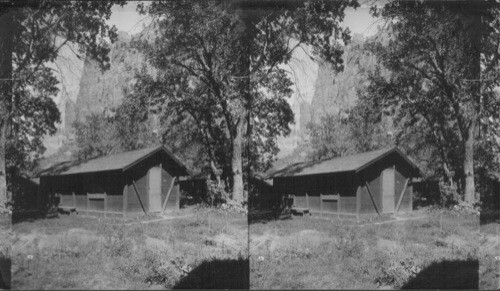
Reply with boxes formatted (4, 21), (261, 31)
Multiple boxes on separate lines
(335, 228), (365, 259)
(206, 180), (231, 206)
(370, 250), (421, 288)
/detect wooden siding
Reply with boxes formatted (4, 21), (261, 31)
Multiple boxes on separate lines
(273, 172), (357, 197)
(107, 196), (123, 212)
(165, 185), (180, 210)
(359, 168), (382, 214)
(340, 196), (356, 213)
(161, 166), (180, 211)
(127, 167), (149, 213)
(399, 184), (412, 212)
(274, 172), (357, 213)
(41, 148), (186, 217)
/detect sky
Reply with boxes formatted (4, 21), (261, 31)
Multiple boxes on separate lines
(107, 2), (379, 37)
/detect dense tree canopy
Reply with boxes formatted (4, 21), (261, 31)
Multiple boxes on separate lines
(135, 0), (358, 202)
(0, 1), (124, 211)
(365, 0), (500, 204)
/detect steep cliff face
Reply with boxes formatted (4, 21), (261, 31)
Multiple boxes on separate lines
(43, 31), (146, 157)
(302, 34), (376, 129)
(72, 32), (144, 123)
(274, 34), (378, 165)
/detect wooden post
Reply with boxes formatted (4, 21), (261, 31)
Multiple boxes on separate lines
(86, 193), (89, 215)
(104, 192), (107, 218)
(176, 184), (180, 210)
(337, 195), (340, 219)
(356, 186), (361, 220)
(409, 183), (413, 211)
(123, 184), (128, 217)
(395, 178), (410, 213)
(72, 192), (76, 208)
(306, 193), (309, 209)
(320, 194), (323, 216)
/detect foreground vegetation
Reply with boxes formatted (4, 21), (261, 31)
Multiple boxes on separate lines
(0, 213), (10, 289)
(12, 206), (248, 289)
(250, 207), (480, 289)
(479, 210), (500, 290)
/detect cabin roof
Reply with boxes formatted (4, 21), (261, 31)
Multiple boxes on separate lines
(39, 146), (189, 177)
(269, 147), (420, 178)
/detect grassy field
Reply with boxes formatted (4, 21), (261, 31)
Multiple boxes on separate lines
(479, 210), (500, 290)
(12, 206), (248, 289)
(0, 213), (11, 289)
(250, 207), (481, 289)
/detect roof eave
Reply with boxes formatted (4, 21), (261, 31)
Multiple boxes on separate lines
(354, 147), (421, 177)
(271, 169), (355, 179)
(121, 145), (190, 176)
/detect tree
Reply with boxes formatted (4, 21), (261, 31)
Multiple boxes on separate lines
(136, 0), (358, 203)
(73, 112), (118, 160)
(367, 1), (500, 204)
(0, 1), (124, 211)
(0, 3), (14, 211)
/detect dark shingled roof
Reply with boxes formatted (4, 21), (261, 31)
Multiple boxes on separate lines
(269, 147), (420, 178)
(39, 146), (189, 177)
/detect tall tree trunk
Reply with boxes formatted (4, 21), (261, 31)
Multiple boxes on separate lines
(463, 120), (476, 204)
(231, 118), (245, 203)
(463, 128), (475, 204)
(0, 7), (13, 212)
(461, 5), (481, 204)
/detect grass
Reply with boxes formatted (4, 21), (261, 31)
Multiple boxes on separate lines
(479, 210), (500, 290)
(12, 206), (248, 289)
(250, 207), (480, 289)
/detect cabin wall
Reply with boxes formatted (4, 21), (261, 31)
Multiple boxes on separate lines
(126, 166), (149, 213)
(274, 173), (357, 213)
(394, 164), (413, 212)
(39, 149), (186, 217)
(358, 165), (382, 214)
(358, 152), (415, 214)
(162, 167), (179, 211)
(49, 172), (125, 212)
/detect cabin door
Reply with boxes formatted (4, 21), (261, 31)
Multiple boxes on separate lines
(381, 168), (395, 213)
(148, 166), (162, 212)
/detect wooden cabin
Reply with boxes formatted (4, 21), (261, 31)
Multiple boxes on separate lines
(38, 146), (189, 217)
(269, 147), (421, 218)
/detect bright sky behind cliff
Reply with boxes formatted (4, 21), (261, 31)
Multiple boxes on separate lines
(108, 2), (379, 37)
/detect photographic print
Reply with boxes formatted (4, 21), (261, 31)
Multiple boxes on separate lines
(0, 0), (499, 290)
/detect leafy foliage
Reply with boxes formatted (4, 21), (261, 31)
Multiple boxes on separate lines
(364, 1), (500, 202)
(2, 1), (125, 210)
(134, 0), (358, 202)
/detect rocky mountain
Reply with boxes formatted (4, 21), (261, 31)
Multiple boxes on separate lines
(273, 34), (379, 167)
(43, 31), (147, 157)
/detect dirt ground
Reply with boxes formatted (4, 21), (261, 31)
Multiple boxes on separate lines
(12, 206), (248, 289)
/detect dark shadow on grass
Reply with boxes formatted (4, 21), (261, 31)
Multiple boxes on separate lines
(12, 210), (58, 224)
(402, 259), (478, 289)
(173, 258), (249, 289)
(248, 209), (292, 225)
(0, 258), (11, 289)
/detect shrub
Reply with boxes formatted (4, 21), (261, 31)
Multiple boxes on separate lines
(104, 232), (133, 258)
(335, 228), (365, 259)
(370, 250), (421, 288)
(206, 180), (231, 206)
